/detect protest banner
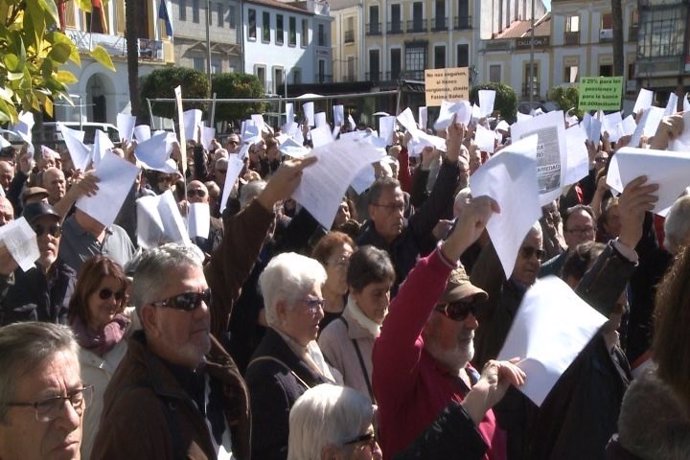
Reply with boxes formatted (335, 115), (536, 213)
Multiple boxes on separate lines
(578, 76), (623, 111)
(424, 67), (469, 107)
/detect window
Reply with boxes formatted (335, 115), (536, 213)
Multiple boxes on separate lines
(369, 5), (379, 34)
(263, 12), (270, 42)
(228, 5), (236, 28)
(456, 44), (468, 67)
(390, 4), (401, 32)
(289, 17), (296, 46)
(193, 56), (204, 71)
(566, 15), (579, 32)
(489, 64), (501, 82)
(434, 0), (445, 29)
(405, 43), (427, 80)
(318, 24), (325, 46)
(256, 66), (266, 91)
(565, 64), (579, 83)
(277, 15), (284, 44)
(601, 12), (613, 30)
(457, 0), (468, 18)
(524, 62), (539, 96)
(599, 64), (612, 76)
(248, 9), (256, 40)
(390, 48), (401, 79)
(318, 60), (326, 82)
(412, 2), (423, 30)
(192, 0), (199, 23)
(293, 69), (302, 84)
(217, 3), (223, 27)
(212, 58), (221, 74)
(347, 56), (356, 80)
(273, 67), (284, 93)
(638, 7), (684, 58)
(301, 19), (308, 47)
(369, 49), (380, 80)
(179, 0), (187, 21)
(434, 45), (445, 68)
(345, 17), (354, 43)
(628, 62), (635, 81)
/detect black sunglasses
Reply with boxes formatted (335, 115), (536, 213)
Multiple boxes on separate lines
(150, 288), (212, 311)
(519, 246), (546, 261)
(98, 288), (125, 302)
(435, 301), (477, 322)
(188, 189), (207, 198)
(33, 223), (61, 238)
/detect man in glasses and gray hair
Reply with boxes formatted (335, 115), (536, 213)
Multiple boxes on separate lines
(92, 243), (251, 459)
(0, 321), (90, 460)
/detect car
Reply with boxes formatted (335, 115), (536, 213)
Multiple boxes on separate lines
(32, 122), (120, 150)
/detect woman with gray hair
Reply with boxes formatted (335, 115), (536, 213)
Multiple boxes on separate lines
(288, 383), (381, 460)
(245, 252), (340, 460)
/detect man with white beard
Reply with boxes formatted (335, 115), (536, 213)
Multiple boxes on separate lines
(373, 196), (525, 460)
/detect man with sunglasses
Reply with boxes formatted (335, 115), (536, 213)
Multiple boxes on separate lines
(181, 180), (224, 254)
(0, 202), (76, 326)
(0, 321), (88, 460)
(93, 243), (251, 459)
(373, 196), (526, 460)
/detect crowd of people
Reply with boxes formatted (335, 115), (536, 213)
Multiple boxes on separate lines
(0, 106), (689, 460)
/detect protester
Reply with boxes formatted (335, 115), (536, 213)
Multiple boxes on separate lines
(0, 321), (88, 460)
(540, 205), (596, 277)
(311, 231), (355, 330)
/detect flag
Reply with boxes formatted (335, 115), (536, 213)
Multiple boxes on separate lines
(158, 0), (174, 37)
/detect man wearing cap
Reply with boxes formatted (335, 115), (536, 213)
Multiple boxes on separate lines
(0, 202), (76, 326)
(373, 196), (525, 460)
(21, 187), (49, 206)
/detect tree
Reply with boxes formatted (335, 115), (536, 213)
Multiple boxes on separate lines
(211, 73), (266, 123)
(125, 0), (143, 117)
(611, 0), (624, 77)
(470, 82), (518, 123)
(548, 86), (583, 119)
(140, 66), (210, 119)
(0, 0), (114, 124)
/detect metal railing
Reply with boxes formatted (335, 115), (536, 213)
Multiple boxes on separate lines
(386, 70), (402, 80)
(344, 29), (355, 43)
(365, 71), (382, 82)
(407, 19), (427, 33)
(432, 17), (448, 31)
(454, 16), (472, 30)
(564, 31), (580, 45)
(387, 21), (404, 34)
(366, 22), (381, 35)
(402, 70), (424, 80)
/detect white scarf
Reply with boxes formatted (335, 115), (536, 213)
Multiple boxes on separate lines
(345, 295), (383, 338)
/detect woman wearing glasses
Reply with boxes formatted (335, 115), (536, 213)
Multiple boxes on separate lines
(67, 255), (136, 460)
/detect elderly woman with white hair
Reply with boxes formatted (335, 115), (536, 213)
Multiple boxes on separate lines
(246, 252), (340, 460)
(288, 383), (382, 460)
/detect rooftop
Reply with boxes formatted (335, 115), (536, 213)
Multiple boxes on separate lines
(494, 13), (551, 39)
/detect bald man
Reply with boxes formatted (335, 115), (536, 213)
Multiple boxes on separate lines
(42, 167), (66, 205)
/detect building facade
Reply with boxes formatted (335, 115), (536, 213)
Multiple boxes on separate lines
(331, 0), (365, 83)
(59, 0), (174, 123)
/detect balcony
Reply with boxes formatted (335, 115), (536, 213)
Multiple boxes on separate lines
(628, 26), (638, 42)
(407, 19), (427, 33)
(454, 16), (472, 30)
(342, 74), (357, 82)
(599, 29), (613, 43)
(402, 70), (425, 80)
(315, 74), (333, 84)
(366, 22), (381, 35)
(522, 82), (540, 98)
(344, 29), (355, 43)
(387, 21), (404, 34)
(564, 31), (580, 45)
(386, 70), (402, 80)
(432, 17), (449, 31)
(365, 72), (382, 83)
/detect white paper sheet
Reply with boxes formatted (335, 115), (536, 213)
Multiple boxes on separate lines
(622, 115), (637, 136)
(397, 108), (418, 134)
(201, 127), (216, 150)
(59, 124), (91, 171)
(478, 90), (496, 117)
(303, 102), (315, 127)
(133, 124), (152, 143)
(315, 112), (328, 128)
(563, 124), (590, 186)
(669, 111), (690, 151)
(434, 100), (472, 130)
(469, 135), (541, 279)
(475, 124), (495, 153)
(187, 202), (210, 239)
(410, 130), (447, 155)
(348, 114), (356, 130)
(350, 164), (376, 194)
(418, 106), (428, 130)
(279, 137), (310, 158)
(174, 86), (187, 176)
(602, 112), (623, 136)
(183, 109), (203, 142)
(607, 146), (690, 215)
(665, 93), (679, 116)
(76, 151), (140, 227)
(333, 105), (344, 126)
(633, 88), (654, 114)
(41, 145), (60, 160)
(685, 93), (690, 113)
(219, 155), (245, 212)
(92, 129), (114, 169)
(497, 276), (607, 406)
(642, 106), (665, 138)
(310, 125), (334, 149)
(286, 103), (295, 125)
(510, 110), (568, 206)
(251, 114), (265, 134)
(11, 111), (34, 143)
(135, 132), (175, 172)
(292, 139), (385, 229)
(628, 108), (648, 149)
(117, 113), (136, 142)
(517, 112), (533, 122)
(379, 116), (396, 145)
(0, 217), (40, 272)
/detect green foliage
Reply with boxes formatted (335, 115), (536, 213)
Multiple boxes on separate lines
(140, 66), (210, 119)
(470, 82), (518, 124)
(0, 1), (114, 123)
(548, 86), (583, 119)
(211, 73), (266, 123)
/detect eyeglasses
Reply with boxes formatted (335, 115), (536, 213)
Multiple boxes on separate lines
(33, 223), (61, 238)
(344, 430), (378, 451)
(328, 255), (351, 268)
(594, 157), (608, 163)
(188, 189), (207, 198)
(227, 140), (239, 145)
(372, 202), (405, 213)
(519, 246), (546, 260)
(565, 226), (595, 235)
(303, 297), (325, 312)
(435, 301), (477, 321)
(150, 288), (212, 311)
(98, 288), (125, 302)
(7, 385), (93, 422)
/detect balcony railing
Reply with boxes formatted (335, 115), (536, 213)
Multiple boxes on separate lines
(366, 22), (381, 35)
(344, 29), (355, 43)
(342, 74), (357, 82)
(315, 74), (333, 83)
(564, 31), (580, 45)
(365, 72), (382, 83)
(432, 17), (448, 31)
(628, 26), (638, 42)
(386, 70), (402, 80)
(387, 21), (404, 34)
(407, 19), (427, 33)
(522, 82), (540, 98)
(454, 16), (472, 30)
(402, 70), (425, 80)
(599, 28), (613, 42)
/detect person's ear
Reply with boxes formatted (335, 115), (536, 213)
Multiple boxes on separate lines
(321, 444), (341, 460)
(275, 299), (288, 324)
(140, 305), (161, 338)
